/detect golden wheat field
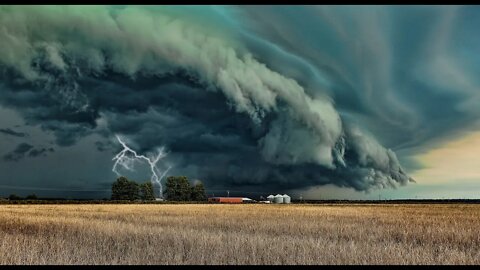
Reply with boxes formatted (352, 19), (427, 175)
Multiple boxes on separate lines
(0, 203), (479, 265)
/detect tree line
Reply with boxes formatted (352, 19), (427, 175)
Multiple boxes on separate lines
(5, 194), (37, 200)
(4, 176), (207, 202)
(111, 176), (206, 201)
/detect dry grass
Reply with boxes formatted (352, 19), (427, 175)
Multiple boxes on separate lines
(0, 204), (479, 264)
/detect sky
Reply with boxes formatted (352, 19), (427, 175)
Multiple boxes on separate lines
(0, 5), (479, 199)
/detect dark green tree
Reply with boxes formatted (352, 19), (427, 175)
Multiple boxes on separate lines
(163, 176), (191, 201)
(26, 194), (37, 200)
(112, 176), (130, 200)
(8, 194), (21, 200)
(140, 182), (155, 201)
(128, 181), (140, 201)
(111, 176), (140, 200)
(191, 181), (207, 201)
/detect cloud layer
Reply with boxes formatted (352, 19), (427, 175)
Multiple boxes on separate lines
(5, 6), (470, 193)
(0, 128), (27, 137)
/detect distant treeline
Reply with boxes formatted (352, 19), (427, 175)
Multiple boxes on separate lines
(1, 175), (208, 203)
(296, 199), (480, 204)
(0, 200), (211, 205)
(2, 199), (480, 205)
(3, 194), (39, 200)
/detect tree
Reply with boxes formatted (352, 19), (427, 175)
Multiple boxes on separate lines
(191, 181), (207, 201)
(140, 182), (155, 201)
(26, 194), (37, 200)
(112, 176), (130, 200)
(128, 181), (140, 201)
(111, 176), (140, 200)
(8, 194), (21, 200)
(163, 176), (191, 201)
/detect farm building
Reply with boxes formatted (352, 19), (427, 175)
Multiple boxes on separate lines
(208, 197), (242, 203)
(267, 194), (291, 204)
(208, 195), (290, 204)
(208, 197), (254, 204)
(274, 194), (284, 203)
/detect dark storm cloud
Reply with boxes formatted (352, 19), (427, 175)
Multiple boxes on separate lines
(235, 5), (480, 152)
(94, 141), (111, 152)
(28, 147), (54, 157)
(3, 143), (33, 162)
(4, 6), (478, 193)
(3, 142), (54, 161)
(0, 128), (27, 137)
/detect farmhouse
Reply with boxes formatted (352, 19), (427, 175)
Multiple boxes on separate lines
(208, 197), (254, 204)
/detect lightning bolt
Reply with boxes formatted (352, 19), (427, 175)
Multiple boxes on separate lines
(112, 135), (171, 198)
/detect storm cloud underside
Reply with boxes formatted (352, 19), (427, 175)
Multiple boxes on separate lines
(4, 6), (478, 194)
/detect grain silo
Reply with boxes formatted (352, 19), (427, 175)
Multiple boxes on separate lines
(274, 194), (284, 204)
(282, 194), (291, 204)
(267, 195), (275, 203)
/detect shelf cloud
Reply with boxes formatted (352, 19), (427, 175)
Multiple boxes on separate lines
(1, 6), (477, 195)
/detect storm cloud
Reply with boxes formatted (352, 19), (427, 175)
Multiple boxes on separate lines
(0, 128), (27, 137)
(3, 141), (54, 162)
(28, 147), (54, 158)
(3, 5), (477, 195)
(3, 143), (33, 162)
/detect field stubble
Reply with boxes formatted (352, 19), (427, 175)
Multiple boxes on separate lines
(0, 204), (479, 264)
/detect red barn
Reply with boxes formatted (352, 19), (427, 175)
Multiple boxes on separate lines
(208, 197), (244, 204)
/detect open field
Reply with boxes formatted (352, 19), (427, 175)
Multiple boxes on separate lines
(0, 204), (479, 265)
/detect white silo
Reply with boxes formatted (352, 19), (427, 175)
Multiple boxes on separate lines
(267, 195), (275, 203)
(274, 194), (284, 204)
(282, 194), (291, 204)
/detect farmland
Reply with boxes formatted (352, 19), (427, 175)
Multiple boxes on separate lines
(0, 204), (479, 264)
